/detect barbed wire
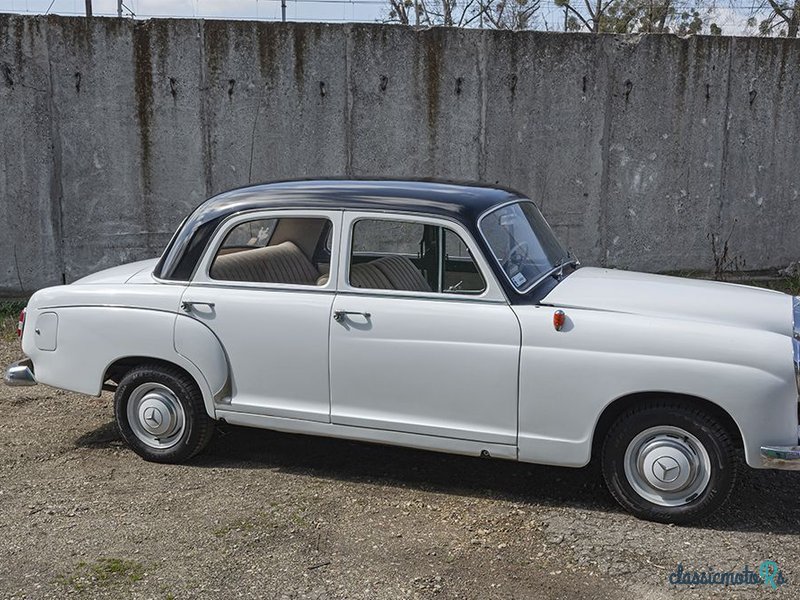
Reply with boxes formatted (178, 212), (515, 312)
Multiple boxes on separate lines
(3, 0), (786, 11)
(0, 0), (786, 34)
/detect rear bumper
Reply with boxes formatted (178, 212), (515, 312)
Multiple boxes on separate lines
(3, 358), (36, 387)
(761, 427), (800, 470)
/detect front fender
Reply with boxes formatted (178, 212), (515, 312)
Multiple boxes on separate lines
(514, 306), (797, 469)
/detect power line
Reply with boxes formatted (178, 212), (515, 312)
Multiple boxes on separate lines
(11, 0), (783, 10)
(3, 0), (783, 32)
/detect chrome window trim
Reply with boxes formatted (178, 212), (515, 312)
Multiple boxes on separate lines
(476, 199), (569, 296)
(339, 211), (503, 303)
(192, 208), (342, 292)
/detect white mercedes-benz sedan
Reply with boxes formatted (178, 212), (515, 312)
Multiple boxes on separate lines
(5, 179), (799, 523)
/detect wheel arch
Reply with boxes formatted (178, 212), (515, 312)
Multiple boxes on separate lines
(105, 356), (195, 387)
(103, 355), (217, 419)
(591, 392), (745, 461)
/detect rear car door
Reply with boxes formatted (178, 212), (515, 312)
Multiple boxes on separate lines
(329, 211), (521, 445)
(181, 209), (342, 422)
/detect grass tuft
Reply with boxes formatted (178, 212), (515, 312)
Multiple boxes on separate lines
(0, 300), (26, 342)
(57, 557), (146, 592)
(0, 299), (26, 319)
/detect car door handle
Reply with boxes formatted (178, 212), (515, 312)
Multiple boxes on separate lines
(181, 301), (216, 312)
(333, 310), (371, 322)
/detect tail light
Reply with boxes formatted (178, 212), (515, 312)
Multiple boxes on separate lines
(17, 308), (25, 338)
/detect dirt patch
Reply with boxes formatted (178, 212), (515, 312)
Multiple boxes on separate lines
(1, 330), (799, 599)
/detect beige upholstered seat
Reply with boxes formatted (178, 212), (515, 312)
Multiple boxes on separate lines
(349, 255), (431, 292)
(373, 255), (431, 292)
(349, 261), (394, 289)
(210, 241), (320, 285)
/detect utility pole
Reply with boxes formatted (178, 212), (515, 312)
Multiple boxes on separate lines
(117, 0), (123, 17)
(85, 0), (92, 17)
(281, 0), (287, 21)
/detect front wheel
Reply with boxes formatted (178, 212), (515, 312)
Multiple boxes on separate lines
(601, 400), (739, 524)
(114, 364), (214, 463)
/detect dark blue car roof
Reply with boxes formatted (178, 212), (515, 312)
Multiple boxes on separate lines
(154, 179), (526, 282)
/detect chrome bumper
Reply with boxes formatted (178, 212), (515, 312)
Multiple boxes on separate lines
(3, 358), (36, 387)
(761, 438), (800, 471)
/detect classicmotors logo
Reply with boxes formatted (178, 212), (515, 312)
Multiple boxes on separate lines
(668, 561), (788, 589)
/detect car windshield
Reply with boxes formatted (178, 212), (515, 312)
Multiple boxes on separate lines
(479, 200), (570, 291)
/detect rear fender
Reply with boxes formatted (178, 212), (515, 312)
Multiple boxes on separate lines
(23, 306), (228, 418)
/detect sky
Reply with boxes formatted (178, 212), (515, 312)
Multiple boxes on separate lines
(0, 0), (762, 34)
(0, 0), (388, 23)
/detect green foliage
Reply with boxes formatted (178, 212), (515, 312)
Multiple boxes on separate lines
(0, 300), (26, 342)
(0, 300), (26, 319)
(389, 0), (797, 35)
(213, 503), (310, 538)
(57, 557), (146, 592)
(675, 9), (704, 35)
(546, 0), (725, 34)
(751, 275), (800, 296)
(753, 1), (798, 37)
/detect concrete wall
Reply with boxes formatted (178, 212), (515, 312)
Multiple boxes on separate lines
(1, 15), (799, 294)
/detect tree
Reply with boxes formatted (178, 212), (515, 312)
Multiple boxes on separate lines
(553, 0), (720, 34)
(483, 0), (541, 29)
(748, 0), (800, 37)
(386, 0), (796, 36)
(554, 0), (614, 32)
(386, 0), (540, 30)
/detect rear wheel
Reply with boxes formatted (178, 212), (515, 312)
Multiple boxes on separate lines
(601, 400), (738, 524)
(114, 364), (214, 463)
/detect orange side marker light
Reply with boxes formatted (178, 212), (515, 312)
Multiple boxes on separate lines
(553, 309), (566, 331)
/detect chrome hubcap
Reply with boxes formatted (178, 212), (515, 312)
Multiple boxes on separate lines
(624, 426), (711, 507)
(126, 383), (185, 449)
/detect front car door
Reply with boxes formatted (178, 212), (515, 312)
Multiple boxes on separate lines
(329, 211), (521, 446)
(182, 209), (342, 422)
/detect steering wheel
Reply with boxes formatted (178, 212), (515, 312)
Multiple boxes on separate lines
(502, 241), (529, 270)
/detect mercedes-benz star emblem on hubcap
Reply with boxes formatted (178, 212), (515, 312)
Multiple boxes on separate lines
(653, 457), (680, 482)
(144, 407), (162, 427)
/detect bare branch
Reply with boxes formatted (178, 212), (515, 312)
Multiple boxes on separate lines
(765, 0), (792, 22)
(563, 2), (595, 30)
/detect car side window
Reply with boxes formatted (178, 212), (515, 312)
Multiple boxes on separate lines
(443, 228), (486, 294)
(210, 217), (331, 287)
(217, 219), (276, 252)
(348, 218), (486, 294)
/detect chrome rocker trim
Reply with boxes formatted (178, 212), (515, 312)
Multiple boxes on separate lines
(4, 358), (37, 387)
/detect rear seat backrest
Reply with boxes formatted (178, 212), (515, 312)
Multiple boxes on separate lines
(349, 261), (393, 289)
(373, 255), (431, 292)
(210, 241), (320, 285)
(348, 255), (431, 293)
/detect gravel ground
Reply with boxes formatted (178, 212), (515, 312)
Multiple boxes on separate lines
(1, 324), (799, 600)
